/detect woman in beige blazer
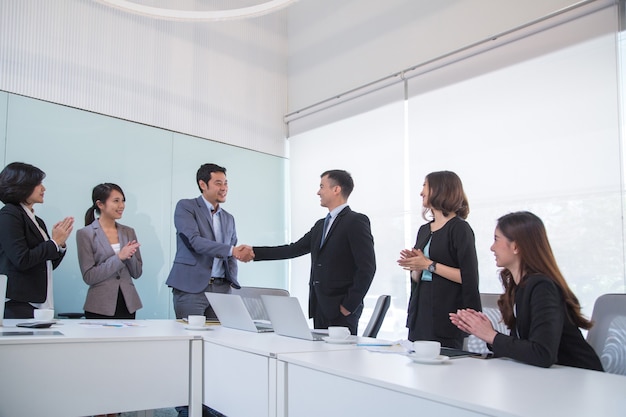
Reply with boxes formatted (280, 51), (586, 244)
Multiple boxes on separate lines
(76, 183), (142, 319)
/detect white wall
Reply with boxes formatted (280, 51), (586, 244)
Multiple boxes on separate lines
(0, 0), (288, 157)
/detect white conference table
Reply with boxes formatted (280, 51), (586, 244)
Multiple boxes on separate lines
(276, 348), (626, 417)
(0, 319), (203, 417)
(198, 325), (381, 417)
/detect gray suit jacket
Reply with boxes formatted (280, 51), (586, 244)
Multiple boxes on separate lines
(166, 196), (240, 293)
(76, 220), (143, 316)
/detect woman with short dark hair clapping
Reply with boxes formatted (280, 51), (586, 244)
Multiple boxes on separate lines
(0, 162), (74, 319)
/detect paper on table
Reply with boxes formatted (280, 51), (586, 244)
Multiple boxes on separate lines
(362, 340), (413, 354)
(368, 340), (482, 359)
(78, 322), (146, 328)
(178, 319), (220, 325)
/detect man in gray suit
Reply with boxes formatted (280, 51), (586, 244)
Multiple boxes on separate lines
(166, 163), (254, 320)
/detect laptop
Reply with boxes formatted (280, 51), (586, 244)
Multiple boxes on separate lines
(0, 275), (6, 326)
(204, 292), (273, 333)
(261, 295), (327, 341)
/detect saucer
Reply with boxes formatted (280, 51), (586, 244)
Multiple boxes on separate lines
(322, 336), (356, 344)
(184, 325), (212, 331)
(408, 354), (450, 364)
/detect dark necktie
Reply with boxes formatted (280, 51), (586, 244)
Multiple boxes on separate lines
(320, 213), (331, 247)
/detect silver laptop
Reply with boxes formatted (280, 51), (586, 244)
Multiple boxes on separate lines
(205, 292), (273, 333)
(0, 275), (6, 326)
(261, 295), (327, 341)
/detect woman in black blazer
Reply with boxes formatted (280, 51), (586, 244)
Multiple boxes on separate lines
(0, 162), (74, 319)
(450, 211), (603, 371)
(398, 171), (481, 348)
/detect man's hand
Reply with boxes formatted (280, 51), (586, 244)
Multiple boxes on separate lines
(233, 245), (255, 262)
(340, 304), (351, 316)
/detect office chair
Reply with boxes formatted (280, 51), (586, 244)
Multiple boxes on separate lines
(231, 286), (290, 321)
(586, 293), (626, 375)
(362, 294), (391, 338)
(0, 275), (6, 325)
(464, 293), (509, 353)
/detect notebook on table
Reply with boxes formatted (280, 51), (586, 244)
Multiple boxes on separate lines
(204, 292), (273, 333)
(261, 295), (327, 341)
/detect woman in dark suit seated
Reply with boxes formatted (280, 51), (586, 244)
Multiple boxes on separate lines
(450, 211), (603, 371)
(0, 162), (74, 319)
(76, 183), (142, 319)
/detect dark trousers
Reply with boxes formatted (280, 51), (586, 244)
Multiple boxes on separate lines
(4, 300), (35, 319)
(313, 303), (363, 335)
(172, 279), (232, 320)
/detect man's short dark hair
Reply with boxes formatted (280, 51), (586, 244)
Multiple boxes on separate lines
(196, 163), (226, 192)
(321, 169), (354, 199)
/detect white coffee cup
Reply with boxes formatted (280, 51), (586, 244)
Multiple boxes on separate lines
(187, 315), (206, 327)
(411, 340), (441, 359)
(34, 308), (54, 321)
(328, 326), (351, 340)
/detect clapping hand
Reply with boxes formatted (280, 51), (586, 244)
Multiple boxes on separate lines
(119, 240), (140, 261)
(51, 216), (75, 247)
(449, 308), (497, 344)
(397, 248), (430, 271)
(233, 245), (255, 262)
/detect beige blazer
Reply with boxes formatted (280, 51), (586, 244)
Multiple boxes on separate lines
(76, 220), (143, 316)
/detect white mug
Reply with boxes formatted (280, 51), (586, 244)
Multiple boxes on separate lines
(34, 309), (54, 321)
(187, 315), (206, 327)
(328, 326), (351, 340)
(411, 340), (441, 359)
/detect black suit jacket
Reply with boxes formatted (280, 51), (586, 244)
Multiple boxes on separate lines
(254, 206), (376, 320)
(491, 274), (603, 371)
(0, 203), (65, 302)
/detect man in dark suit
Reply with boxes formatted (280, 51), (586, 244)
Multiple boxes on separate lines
(253, 170), (376, 335)
(166, 163), (254, 320)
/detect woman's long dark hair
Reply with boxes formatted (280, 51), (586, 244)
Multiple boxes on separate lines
(84, 183), (125, 226)
(422, 171), (469, 220)
(496, 211), (592, 330)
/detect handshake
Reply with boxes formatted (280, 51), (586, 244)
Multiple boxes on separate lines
(233, 245), (255, 262)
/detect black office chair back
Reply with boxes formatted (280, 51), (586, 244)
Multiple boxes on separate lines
(362, 295), (391, 338)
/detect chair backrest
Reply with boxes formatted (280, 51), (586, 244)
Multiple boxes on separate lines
(362, 295), (391, 338)
(586, 293), (626, 375)
(480, 293), (500, 309)
(0, 275), (6, 326)
(465, 293), (509, 354)
(231, 286), (290, 321)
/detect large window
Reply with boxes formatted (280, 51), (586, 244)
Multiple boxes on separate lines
(288, 4), (623, 341)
